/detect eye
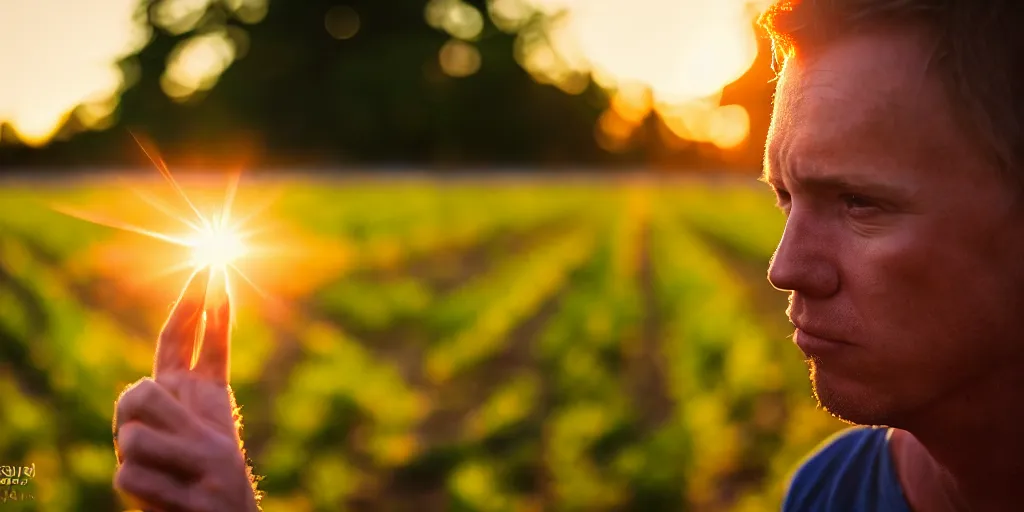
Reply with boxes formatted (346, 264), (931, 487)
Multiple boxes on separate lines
(841, 193), (880, 214)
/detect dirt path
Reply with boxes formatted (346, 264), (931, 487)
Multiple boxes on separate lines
(630, 217), (674, 429)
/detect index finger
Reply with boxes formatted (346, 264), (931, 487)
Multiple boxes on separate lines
(154, 267), (210, 379)
(192, 269), (232, 384)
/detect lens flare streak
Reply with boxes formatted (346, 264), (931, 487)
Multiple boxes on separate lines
(52, 136), (268, 308)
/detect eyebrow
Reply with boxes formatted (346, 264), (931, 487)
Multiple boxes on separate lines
(760, 157), (912, 199)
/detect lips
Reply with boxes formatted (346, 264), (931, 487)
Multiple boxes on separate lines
(788, 315), (852, 344)
(788, 302), (855, 353)
(793, 327), (853, 356)
(793, 324), (850, 343)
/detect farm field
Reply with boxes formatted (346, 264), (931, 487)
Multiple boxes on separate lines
(0, 176), (846, 511)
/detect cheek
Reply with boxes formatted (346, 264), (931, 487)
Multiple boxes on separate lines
(839, 225), (973, 338)
(839, 220), (1015, 354)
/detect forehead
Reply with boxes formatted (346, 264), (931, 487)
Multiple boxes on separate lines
(763, 27), (968, 187)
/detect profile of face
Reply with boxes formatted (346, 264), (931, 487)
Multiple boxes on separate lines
(764, 25), (1024, 427)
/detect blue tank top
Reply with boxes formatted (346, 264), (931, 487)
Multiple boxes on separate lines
(782, 427), (912, 511)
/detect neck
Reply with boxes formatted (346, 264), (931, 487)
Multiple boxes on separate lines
(895, 368), (1024, 511)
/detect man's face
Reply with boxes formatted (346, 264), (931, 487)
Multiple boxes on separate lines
(764, 26), (1024, 426)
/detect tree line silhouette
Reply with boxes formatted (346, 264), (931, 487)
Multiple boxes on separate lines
(0, 0), (777, 173)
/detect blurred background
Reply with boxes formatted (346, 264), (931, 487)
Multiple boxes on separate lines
(0, 0), (847, 511)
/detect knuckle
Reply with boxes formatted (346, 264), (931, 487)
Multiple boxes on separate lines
(120, 378), (155, 404)
(134, 377), (160, 398)
(156, 372), (187, 394)
(113, 463), (142, 495)
(192, 429), (243, 473)
(115, 388), (137, 428)
(117, 423), (146, 460)
(115, 464), (173, 509)
(114, 400), (128, 430)
(208, 428), (242, 458)
(113, 465), (127, 491)
(115, 379), (157, 425)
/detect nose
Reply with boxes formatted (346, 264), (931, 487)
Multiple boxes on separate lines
(767, 211), (839, 298)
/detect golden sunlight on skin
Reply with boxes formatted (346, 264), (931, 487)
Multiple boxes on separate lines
(491, 0), (773, 149)
(0, 0), (147, 146)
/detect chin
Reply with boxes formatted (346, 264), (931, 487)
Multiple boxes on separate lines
(808, 358), (897, 427)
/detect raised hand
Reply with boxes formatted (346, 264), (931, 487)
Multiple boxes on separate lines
(113, 268), (260, 511)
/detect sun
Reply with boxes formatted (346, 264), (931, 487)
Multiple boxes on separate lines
(49, 134), (354, 320)
(186, 216), (249, 271)
(51, 134), (277, 308)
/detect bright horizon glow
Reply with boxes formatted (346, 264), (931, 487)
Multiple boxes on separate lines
(490, 0), (773, 150)
(0, 0), (147, 146)
(5, 0), (771, 150)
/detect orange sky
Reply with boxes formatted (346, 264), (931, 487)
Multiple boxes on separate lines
(1, 0), (770, 149)
(0, 0), (147, 146)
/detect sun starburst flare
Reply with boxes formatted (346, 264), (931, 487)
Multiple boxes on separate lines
(52, 135), (349, 320)
(187, 217), (248, 270)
